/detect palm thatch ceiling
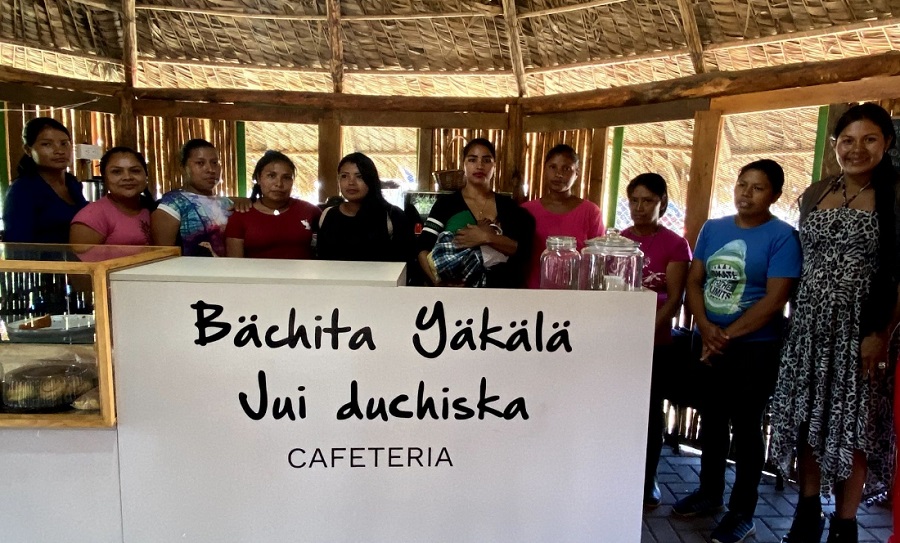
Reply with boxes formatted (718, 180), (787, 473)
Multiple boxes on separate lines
(1, 0), (899, 97)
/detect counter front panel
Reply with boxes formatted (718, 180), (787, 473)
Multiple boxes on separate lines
(111, 275), (655, 543)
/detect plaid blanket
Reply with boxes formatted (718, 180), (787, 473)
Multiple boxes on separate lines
(428, 231), (487, 287)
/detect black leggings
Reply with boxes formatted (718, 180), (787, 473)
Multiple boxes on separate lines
(697, 338), (781, 516)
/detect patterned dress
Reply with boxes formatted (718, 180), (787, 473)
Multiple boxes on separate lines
(771, 207), (895, 494)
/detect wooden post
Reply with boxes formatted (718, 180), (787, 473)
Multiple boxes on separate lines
(417, 128), (434, 191)
(501, 0), (528, 97)
(586, 127), (608, 208)
(0, 102), (9, 199)
(504, 103), (524, 196)
(325, 0), (344, 94)
(73, 109), (92, 181)
(317, 110), (342, 203)
(236, 121), (247, 197)
(675, 0), (707, 74)
(118, 0), (138, 149)
(684, 109), (723, 248)
(6, 103), (23, 184)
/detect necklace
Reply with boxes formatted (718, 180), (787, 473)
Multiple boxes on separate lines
(467, 195), (492, 220)
(841, 177), (872, 208)
(259, 199), (291, 216)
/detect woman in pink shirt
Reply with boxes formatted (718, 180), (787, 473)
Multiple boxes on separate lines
(70, 147), (153, 245)
(621, 173), (692, 508)
(522, 144), (604, 288)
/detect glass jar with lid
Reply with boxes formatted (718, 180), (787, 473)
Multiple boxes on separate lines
(579, 229), (643, 291)
(539, 236), (580, 290)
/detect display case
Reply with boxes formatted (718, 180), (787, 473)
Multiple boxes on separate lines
(0, 243), (179, 428)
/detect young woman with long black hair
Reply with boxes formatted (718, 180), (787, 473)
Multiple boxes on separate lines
(316, 152), (413, 263)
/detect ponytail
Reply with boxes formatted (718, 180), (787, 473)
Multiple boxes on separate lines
(16, 155), (39, 177)
(139, 188), (158, 211)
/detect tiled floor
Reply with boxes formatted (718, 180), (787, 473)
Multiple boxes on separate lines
(642, 446), (894, 543)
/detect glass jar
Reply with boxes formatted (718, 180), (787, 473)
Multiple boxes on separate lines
(539, 236), (580, 290)
(579, 229), (643, 291)
(579, 238), (606, 290)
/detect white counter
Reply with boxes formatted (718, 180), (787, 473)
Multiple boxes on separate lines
(0, 257), (407, 543)
(110, 256), (407, 286)
(110, 274), (656, 542)
(2, 257), (655, 542)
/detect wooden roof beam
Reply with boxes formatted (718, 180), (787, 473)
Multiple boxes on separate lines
(525, 17), (900, 74)
(344, 5), (502, 21)
(526, 50), (677, 74)
(675, 0), (707, 74)
(132, 88), (512, 113)
(709, 74), (900, 113)
(705, 17), (900, 51)
(518, 0), (629, 19)
(132, 4), (501, 21)
(521, 50), (900, 113)
(325, 0), (344, 93)
(0, 64), (122, 95)
(501, 0), (528, 97)
(68, 0), (119, 11)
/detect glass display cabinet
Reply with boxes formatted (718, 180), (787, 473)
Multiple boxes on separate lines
(0, 243), (179, 428)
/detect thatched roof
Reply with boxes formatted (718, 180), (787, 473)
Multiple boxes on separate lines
(1, 0), (898, 97)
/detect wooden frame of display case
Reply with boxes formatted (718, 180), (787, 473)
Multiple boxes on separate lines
(0, 244), (179, 428)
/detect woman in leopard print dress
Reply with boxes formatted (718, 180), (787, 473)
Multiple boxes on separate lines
(772, 103), (900, 543)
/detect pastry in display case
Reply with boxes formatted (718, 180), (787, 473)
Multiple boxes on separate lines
(0, 243), (179, 428)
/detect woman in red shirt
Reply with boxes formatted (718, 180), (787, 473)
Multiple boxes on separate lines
(225, 150), (321, 259)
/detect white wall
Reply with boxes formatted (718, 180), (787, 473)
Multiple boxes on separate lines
(0, 429), (122, 542)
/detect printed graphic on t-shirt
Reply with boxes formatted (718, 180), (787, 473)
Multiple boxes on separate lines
(642, 256), (666, 292)
(704, 239), (747, 316)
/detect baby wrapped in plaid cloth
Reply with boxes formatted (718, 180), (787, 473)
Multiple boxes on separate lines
(425, 215), (508, 287)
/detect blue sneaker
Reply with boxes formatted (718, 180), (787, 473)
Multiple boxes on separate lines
(671, 490), (724, 517)
(711, 511), (756, 543)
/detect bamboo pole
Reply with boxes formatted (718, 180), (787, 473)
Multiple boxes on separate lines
(810, 106), (829, 183)
(605, 127), (624, 228)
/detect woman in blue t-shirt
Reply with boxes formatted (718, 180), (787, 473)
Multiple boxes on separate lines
(672, 159), (802, 543)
